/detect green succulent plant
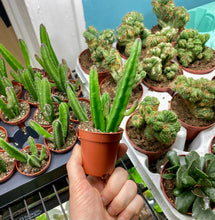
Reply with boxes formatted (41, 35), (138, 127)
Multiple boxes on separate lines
(170, 75), (215, 120)
(0, 155), (7, 172)
(116, 11), (151, 56)
(175, 29), (214, 67)
(29, 102), (71, 149)
(0, 137), (47, 168)
(162, 150), (215, 219)
(131, 96), (181, 145)
(151, 0), (190, 31)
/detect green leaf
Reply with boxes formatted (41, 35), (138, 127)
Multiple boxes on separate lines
(182, 171), (196, 188)
(162, 173), (176, 179)
(185, 151), (200, 167)
(203, 187), (215, 202)
(167, 150), (180, 167)
(192, 188), (205, 198)
(195, 167), (208, 179)
(176, 165), (186, 188)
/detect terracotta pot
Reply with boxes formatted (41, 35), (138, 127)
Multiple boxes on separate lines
(12, 81), (22, 99)
(53, 79), (82, 102)
(0, 126), (9, 143)
(78, 49), (111, 84)
(78, 126), (124, 177)
(0, 151), (16, 183)
(170, 94), (215, 140)
(69, 97), (91, 124)
(33, 68), (46, 77)
(24, 90), (39, 107)
(44, 125), (77, 153)
(125, 112), (174, 162)
(209, 136), (215, 154)
(99, 75), (144, 109)
(16, 144), (51, 177)
(142, 63), (183, 96)
(0, 99), (30, 128)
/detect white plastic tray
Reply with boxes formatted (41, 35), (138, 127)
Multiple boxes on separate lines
(75, 55), (215, 220)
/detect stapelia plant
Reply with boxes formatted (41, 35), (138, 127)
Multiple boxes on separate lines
(0, 137), (47, 168)
(170, 75), (215, 120)
(139, 42), (179, 82)
(116, 11), (151, 56)
(151, 0), (190, 31)
(131, 96), (181, 145)
(175, 29), (214, 67)
(29, 102), (71, 149)
(0, 155), (7, 172)
(67, 38), (142, 132)
(162, 150), (215, 219)
(35, 24), (70, 92)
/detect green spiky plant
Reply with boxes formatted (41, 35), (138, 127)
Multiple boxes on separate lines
(131, 96), (181, 145)
(28, 102), (72, 150)
(67, 38), (141, 132)
(175, 29), (214, 67)
(170, 75), (215, 121)
(0, 137), (47, 168)
(151, 0), (190, 32)
(139, 42), (179, 82)
(116, 11), (151, 56)
(0, 155), (7, 172)
(162, 150), (215, 219)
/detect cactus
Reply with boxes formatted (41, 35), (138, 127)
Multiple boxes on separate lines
(170, 75), (215, 120)
(175, 29), (214, 67)
(151, 0), (190, 31)
(0, 155), (7, 172)
(0, 137), (47, 168)
(162, 150), (215, 219)
(29, 102), (71, 149)
(116, 11), (151, 56)
(131, 96), (181, 145)
(139, 42), (179, 82)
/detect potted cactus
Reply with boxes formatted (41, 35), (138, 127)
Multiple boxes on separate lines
(140, 42), (182, 94)
(0, 86), (30, 128)
(161, 150), (215, 219)
(116, 11), (151, 59)
(125, 96), (181, 162)
(151, 0), (190, 37)
(175, 29), (215, 74)
(29, 102), (77, 153)
(0, 137), (51, 177)
(170, 75), (215, 140)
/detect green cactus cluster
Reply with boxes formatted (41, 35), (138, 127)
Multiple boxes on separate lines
(139, 42), (179, 82)
(0, 137), (47, 168)
(162, 150), (215, 219)
(29, 102), (71, 149)
(116, 11), (151, 56)
(151, 0), (190, 31)
(175, 29), (214, 67)
(170, 75), (215, 120)
(131, 96), (181, 145)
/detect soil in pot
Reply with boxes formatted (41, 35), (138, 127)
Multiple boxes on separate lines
(24, 90), (39, 106)
(0, 151), (16, 182)
(171, 94), (215, 127)
(0, 127), (8, 142)
(100, 77), (143, 108)
(0, 81), (22, 101)
(45, 126), (77, 152)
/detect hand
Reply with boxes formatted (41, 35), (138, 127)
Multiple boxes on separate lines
(66, 144), (144, 220)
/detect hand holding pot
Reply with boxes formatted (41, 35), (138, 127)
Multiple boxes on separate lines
(67, 144), (144, 220)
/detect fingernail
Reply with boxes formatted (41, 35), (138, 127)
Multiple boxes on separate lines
(118, 217), (125, 220)
(101, 196), (107, 206)
(107, 206), (115, 216)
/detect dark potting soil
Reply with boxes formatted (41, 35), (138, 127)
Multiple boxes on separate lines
(143, 66), (183, 88)
(178, 50), (215, 71)
(100, 77), (143, 107)
(79, 49), (109, 73)
(78, 121), (102, 133)
(126, 115), (172, 152)
(46, 127), (76, 151)
(0, 151), (15, 179)
(70, 100), (91, 121)
(171, 94), (215, 127)
(18, 148), (49, 174)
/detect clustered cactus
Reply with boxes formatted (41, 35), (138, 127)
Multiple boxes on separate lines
(175, 29), (214, 67)
(138, 42), (179, 82)
(131, 96), (181, 145)
(0, 137), (47, 168)
(162, 150), (215, 219)
(151, 0), (190, 31)
(170, 75), (215, 120)
(116, 11), (151, 56)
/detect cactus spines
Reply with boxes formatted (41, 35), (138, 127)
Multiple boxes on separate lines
(171, 76), (215, 120)
(176, 29), (214, 67)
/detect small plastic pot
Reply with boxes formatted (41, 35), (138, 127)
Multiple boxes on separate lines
(0, 126), (9, 143)
(16, 144), (51, 177)
(44, 125), (77, 153)
(78, 125), (124, 177)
